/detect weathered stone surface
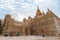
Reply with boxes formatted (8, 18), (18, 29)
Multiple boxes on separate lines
(1, 7), (60, 36)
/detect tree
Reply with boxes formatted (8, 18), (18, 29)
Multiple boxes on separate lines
(0, 20), (2, 35)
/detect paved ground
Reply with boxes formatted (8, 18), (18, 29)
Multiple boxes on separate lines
(0, 36), (60, 40)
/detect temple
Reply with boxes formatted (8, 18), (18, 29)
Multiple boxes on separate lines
(0, 7), (60, 36)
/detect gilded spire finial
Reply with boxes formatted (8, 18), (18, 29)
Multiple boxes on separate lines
(47, 8), (50, 11)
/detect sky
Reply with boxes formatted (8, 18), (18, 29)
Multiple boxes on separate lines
(0, 0), (60, 21)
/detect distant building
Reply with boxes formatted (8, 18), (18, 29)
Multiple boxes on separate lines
(1, 7), (60, 36)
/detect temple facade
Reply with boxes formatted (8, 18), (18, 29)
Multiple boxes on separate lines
(1, 7), (60, 36)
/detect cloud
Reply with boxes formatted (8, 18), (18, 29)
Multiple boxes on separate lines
(34, 0), (45, 3)
(0, 0), (59, 21)
(13, 14), (24, 21)
(0, 4), (4, 8)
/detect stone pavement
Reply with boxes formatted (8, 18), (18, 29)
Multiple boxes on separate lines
(0, 36), (60, 40)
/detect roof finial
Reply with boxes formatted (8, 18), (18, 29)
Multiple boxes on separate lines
(37, 6), (39, 9)
(47, 8), (49, 11)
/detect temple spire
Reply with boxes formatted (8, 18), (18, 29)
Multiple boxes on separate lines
(36, 6), (42, 17)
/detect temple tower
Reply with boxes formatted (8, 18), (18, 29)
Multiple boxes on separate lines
(36, 6), (42, 17)
(2, 14), (12, 35)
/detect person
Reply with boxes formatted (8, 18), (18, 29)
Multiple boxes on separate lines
(41, 29), (45, 37)
(16, 32), (19, 36)
(10, 32), (13, 36)
(4, 32), (8, 37)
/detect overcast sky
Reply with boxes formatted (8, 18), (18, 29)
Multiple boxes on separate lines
(0, 0), (60, 21)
